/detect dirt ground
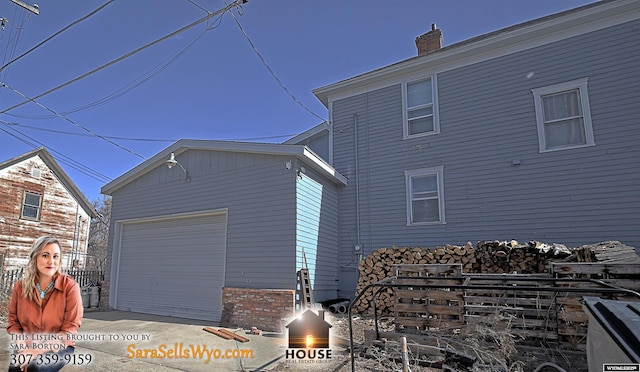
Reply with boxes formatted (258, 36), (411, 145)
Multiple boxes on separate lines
(270, 312), (588, 372)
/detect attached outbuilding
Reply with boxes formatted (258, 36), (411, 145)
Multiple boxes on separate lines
(101, 139), (346, 330)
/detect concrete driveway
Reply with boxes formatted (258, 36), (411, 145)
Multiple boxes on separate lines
(2, 310), (288, 371)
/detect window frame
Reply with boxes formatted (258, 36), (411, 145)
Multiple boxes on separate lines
(21, 191), (42, 221)
(403, 75), (440, 139)
(532, 78), (595, 153)
(404, 166), (445, 226)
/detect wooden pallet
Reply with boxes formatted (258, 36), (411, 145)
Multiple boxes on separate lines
(386, 263), (640, 349)
(551, 263), (640, 348)
(393, 264), (464, 333)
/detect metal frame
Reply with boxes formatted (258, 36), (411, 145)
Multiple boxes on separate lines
(347, 275), (640, 372)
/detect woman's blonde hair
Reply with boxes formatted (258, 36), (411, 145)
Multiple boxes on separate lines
(21, 236), (63, 301)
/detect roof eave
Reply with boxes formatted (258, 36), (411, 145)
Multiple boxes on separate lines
(101, 139), (346, 195)
(313, 0), (638, 106)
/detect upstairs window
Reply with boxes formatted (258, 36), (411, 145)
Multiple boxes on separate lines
(532, 78), (595, 152)
(405, 167), (445, 225)
(21, 191), (42, 220)
(404, 77), (439, 138)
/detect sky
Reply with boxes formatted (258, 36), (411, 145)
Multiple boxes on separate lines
(0, 0), (596, 201)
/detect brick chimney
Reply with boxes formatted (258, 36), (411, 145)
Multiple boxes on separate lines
(415, 23), (442, 56)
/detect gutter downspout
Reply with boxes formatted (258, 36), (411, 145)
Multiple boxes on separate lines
(354, 114), (362, 258)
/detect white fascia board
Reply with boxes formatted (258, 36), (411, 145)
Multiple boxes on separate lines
(313, 0), (640, 106)
(301, 147), (347, 185)
(101, 139), (345, 194)
(180, 139), (346, 184)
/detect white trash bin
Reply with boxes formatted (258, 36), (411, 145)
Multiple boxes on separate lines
(89, 286), (100, 308)
(81, 287), (90, 308)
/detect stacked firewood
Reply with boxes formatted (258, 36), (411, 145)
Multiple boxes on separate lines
(353, 240), (574, 315)
(473, 240), (572, 274)
(354, 244), (475, 314)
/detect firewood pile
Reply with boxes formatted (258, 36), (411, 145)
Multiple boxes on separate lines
(473, 240), (571, 274)
(353, 240), (633, 315)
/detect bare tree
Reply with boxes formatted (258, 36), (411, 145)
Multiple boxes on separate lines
(87, 195), (111, 271)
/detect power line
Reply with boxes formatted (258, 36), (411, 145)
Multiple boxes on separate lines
(2, 82), (146, 159)
(228, 5), (326, 123)
(4, 9), (227, 120)
(3, 122), (174, 141)
(184, 0), (209, 14)
(0, 7), (27, 89)
(0, 121), (112, 182)
(0, 0), (247, 116)
(0, 1), (114, 73)
(3, 122), (299, 142)
(7, 30), (212, 119)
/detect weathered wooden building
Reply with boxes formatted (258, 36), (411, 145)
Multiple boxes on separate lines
(0, 148), (98, 271)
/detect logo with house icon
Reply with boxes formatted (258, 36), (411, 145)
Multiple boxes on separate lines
(285, 309), (332, 349)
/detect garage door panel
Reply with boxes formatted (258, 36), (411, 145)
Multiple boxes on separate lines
(115, 212), (226, 321)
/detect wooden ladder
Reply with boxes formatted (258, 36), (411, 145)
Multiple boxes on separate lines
(297, 268), (314, 309)
(297, 249), (314, 309)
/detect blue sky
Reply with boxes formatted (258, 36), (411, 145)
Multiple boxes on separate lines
(0, 0), (595, 201)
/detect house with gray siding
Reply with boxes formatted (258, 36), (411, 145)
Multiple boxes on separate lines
(103, 0), (640, 324)
(101, 140), (346, 326)
(308, 0), (640, 295)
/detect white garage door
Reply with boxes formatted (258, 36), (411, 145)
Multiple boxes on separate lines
(114, 212), (226, 321)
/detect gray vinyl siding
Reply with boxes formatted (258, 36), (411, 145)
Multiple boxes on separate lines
(106, 149), (298, 290)
(331, 18), (640, 288)
(333, 84), (405, 272)
(294, 132), (330, 161)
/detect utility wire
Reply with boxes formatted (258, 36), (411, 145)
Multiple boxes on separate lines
(0, 0), (246, 116)
(5, 10), (226, 120)
(0, 8), (26, 91)
(8, 29), (211, 119)
(0, 123), (38, 148)
(2, 82), (146, 159)
(0, 122), (112, 182)
(0, 1), (114, 73)
(184, 0), (209, 14)
(228, 5), (326, 122)
(3, 122), (175, 142)
(4, 122), (298, 142)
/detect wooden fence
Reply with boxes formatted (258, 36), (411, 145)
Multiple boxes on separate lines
(0, 268), (104, 299)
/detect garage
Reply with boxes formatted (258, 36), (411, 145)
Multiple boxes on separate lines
(112, 211), (227, 321)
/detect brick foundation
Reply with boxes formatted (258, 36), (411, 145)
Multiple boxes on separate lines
(221, 287), (295, 332)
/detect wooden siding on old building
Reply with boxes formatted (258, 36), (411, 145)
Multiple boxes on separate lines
(0, 153), (92, 271)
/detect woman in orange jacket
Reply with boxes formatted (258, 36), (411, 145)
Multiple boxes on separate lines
(7, 236), (83, 372)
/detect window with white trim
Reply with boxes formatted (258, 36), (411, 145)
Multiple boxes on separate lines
(532, 78), (595, 152)
(405, 167), (445, 225)
(21, 191), (42, 220)
(404, 77), (439, 138)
